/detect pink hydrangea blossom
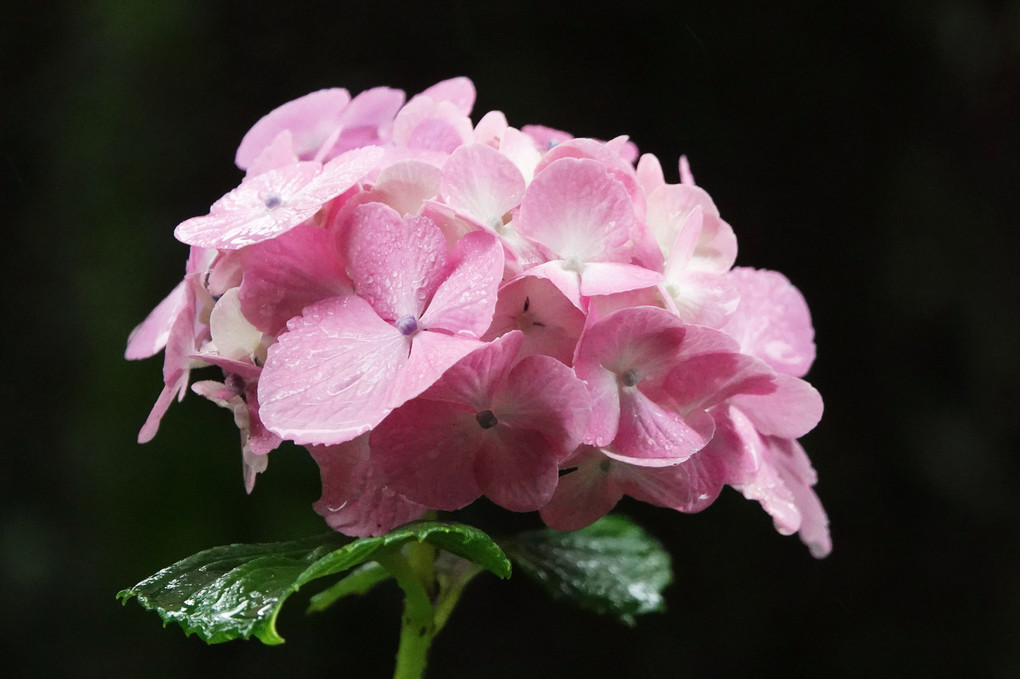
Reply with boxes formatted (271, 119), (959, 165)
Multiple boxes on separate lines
(128, 77), (829, 557)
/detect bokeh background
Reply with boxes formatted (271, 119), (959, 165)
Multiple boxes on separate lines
(3, 1), (1018, 676)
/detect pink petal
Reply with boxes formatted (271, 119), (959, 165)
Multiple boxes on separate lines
(495, 354), (590, 451)
(540, 447), (622, 530)
(475, 427), (562, 511)
(770, 437), (831, 558)
(419, 230), (503, 338)
(257, 295), (409, 445)
(392, 330), (485, 408)
(235, 88), (351, 170)
(239, 223), (351, 335)
(721, 267), (817, 377)
(245, 130), (301, 178)
(370, 160), (443, 216)
(346, 203), (448, 321)
(617, 451), (725, 512)
(482, 275), (585, 366)
(421, 330), (524, 409)
(329, 86), (406, 156)
(372, 399), (483, 510)
(609, 388), (715, 465)
(125, 279), (188, 360)
(577, 261), (663, 297)
(441, 144), (526, 228)
(517, 157), (634, 263)
(176, 147), (382, 250)
(418, 76), (476, 116)
(729, 373), (823, 439)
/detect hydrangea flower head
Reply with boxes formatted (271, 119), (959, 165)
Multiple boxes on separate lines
(128, 77), (829, 556)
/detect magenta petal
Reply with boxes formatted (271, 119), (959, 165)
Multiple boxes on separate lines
(419, 230), (503, 338)
(475, 428), (561, 511)
(347, 202), (448, 321)
(239, 223), (350, 335)
(373, 400), (483, 510)
(257, 295), (409, 445)
(125, 279), (188, 360)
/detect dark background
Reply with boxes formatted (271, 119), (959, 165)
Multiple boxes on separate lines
(3, 1), (1018, 676)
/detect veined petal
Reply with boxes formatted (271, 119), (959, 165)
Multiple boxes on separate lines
(517, 157), (634, 263)
(239, 223), (351, 336)
(475, 427), (561, 511)
(441, 143), (526, 229)
(610, 388), (714, 465)
(347, 203), (448, 321)
(419, 230), (503, 337)
(373, 400), (483, 510)
(257, 295), (409, 445)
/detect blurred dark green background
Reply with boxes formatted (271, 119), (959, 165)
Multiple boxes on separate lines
(3, 1), (1018, 676)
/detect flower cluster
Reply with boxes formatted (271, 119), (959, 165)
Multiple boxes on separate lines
(127, 77), (830, 557)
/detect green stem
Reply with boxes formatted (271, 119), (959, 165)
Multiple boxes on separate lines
(382, 531), (439, 679)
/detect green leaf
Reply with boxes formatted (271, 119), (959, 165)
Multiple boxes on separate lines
(502, 515), (673, 625)
(118, 521), (511, 645)
(306, 562), (391, 614)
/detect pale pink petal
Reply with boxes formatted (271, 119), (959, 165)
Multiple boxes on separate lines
(498, 127), (543, 183)
(373, 399), (483, 510)
(328, 86), (406, 155)
(473, 110), (509, 146)
(394, 97), (473, 154)
(517, 157), (634, 263)
(418, 76), (476, 115)
(346, 203), (448, 321)
(245, 130), (300, 178)
(208, 288), (263, 361)
(729, 373), (823, 439)
(257, 295), (409, 445)
(577, 261), (663, 297)
(636, 153), (665, 195)
(370, 160), (443, 216)
(239, 223), (350, 335)
(721, 267), (817, 377)
(516, 261), (582, 310)
(521, 124), (573, 151)
(482, 275), (585, 365)
(419, 230), (503, 338)
(125, 279), (188, 360)
(770, 437), (831, 557)
(679, 155), (696, 185)
(441, 144), (526, 229)
(176, 147), (382, 250)
(235, 88), (351, 170)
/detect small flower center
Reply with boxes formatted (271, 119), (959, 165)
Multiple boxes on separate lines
(263, 193), (282, 209)
(395, 315), (419, 336)
(620, 368), (641, 387)
(475, 410), (498, 429)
